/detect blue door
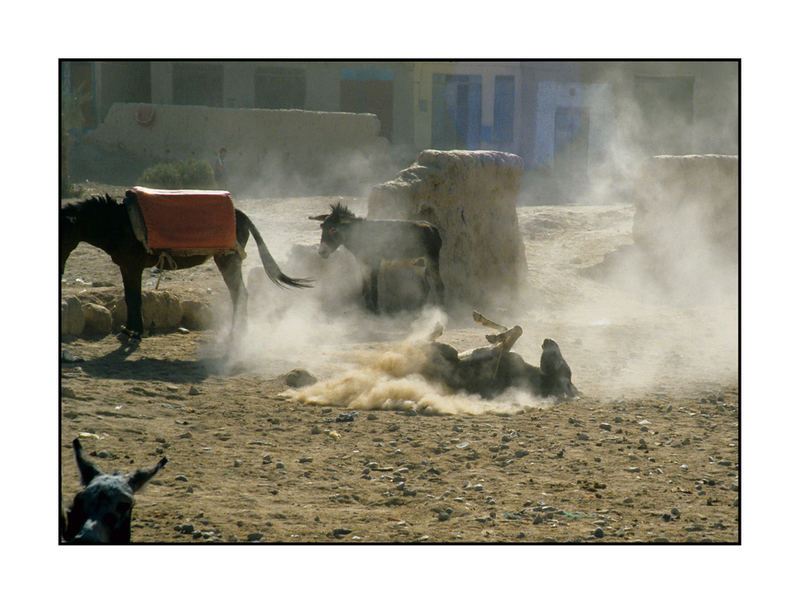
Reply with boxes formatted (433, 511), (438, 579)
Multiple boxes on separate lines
(432, 73), (482, 149)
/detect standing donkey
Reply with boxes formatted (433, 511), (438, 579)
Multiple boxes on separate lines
(310, 203), (445, 312)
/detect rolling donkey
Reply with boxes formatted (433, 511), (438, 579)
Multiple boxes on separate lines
(310, 203), (445, 312)
(61, 438), (167, 544)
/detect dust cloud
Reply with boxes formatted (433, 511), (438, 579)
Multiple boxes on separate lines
(202, 62), (737, 409)
(282, 312), (555, 416)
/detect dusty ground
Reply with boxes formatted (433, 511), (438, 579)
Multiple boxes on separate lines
(59, 184), (739, 544)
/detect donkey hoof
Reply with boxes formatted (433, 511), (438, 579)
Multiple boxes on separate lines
(119, 327), (142, 341)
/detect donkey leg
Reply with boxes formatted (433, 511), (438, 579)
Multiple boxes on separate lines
(364, 269), (380, 313)
(215, 254), (248, 335)
(120, 264), (145, 338)
(426, 257), (445, 306)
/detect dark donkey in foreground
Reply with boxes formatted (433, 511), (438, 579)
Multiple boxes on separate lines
(60, 193), (311, 340)
(61, 438), (167, 543)
(310, 203), (445, 312)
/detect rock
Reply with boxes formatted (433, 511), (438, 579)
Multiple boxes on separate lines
(438, 511), (451, 522)
(113, 290), (183, 330)
(180, 300), (214, 330)
(247, 533), (264, 542)
(175, 475), (189, 482)
(599, 423), (612, 431)
(331, 528), (351, 538)
(299, 456), (313, 463)
(61, 296), (85, 336)
(282, 368), (317, 388)
(61, 348), (83, 363)
(593, 527), (605, 538)
(188, 386), (201, 395)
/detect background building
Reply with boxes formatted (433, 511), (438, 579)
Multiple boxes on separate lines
(61, 60), (738, 198)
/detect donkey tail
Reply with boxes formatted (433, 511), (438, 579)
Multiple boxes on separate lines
(238, 210), (313, 289)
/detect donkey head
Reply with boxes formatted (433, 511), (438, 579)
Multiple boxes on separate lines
(62, 438), (167, 544)
(309, 202), (358, 259)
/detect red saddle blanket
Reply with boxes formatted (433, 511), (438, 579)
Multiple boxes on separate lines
(126, 186), (237, 253)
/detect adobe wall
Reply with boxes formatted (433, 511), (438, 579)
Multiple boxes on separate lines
(84, 103), (388, 190)
(368, 150), (527, 309)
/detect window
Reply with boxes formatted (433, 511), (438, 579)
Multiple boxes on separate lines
(255, 67), (306, 109)
(493, 75), (515, 144)
(172, 63), (223, 107)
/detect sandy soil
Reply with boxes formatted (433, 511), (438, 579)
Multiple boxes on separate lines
(60, 185), (739, 543)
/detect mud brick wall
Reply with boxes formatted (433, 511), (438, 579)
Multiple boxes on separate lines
(368, 150), (527, 308)
(84, 103), (387, 187)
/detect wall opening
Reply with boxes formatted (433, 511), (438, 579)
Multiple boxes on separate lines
(172, 62), (223, 107)
(255, 66), (306, 109)
(431, 73), (482, 149)
(493, 75), (515, 145)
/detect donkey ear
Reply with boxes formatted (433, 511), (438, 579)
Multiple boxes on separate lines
(73, 438), (103, 486)
(125, 457), (168, 493)
(308, 214), (329, 221)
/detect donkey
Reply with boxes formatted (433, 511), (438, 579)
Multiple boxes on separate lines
(61, 438), (167, 544)
(60, 193), (312, 340)
(310, 203), (445, 312)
